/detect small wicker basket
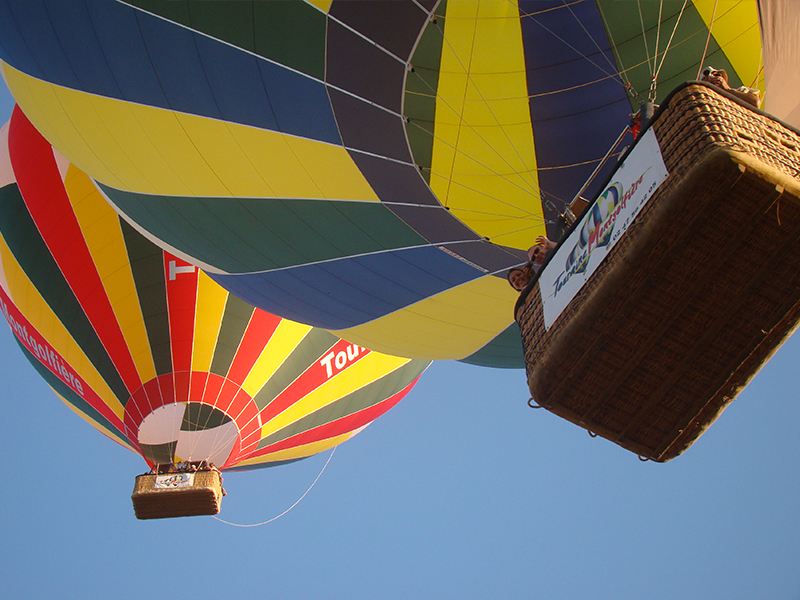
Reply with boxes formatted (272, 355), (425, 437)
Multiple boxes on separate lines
(516, 83), (800, 461)
(132, 470), (223, 520)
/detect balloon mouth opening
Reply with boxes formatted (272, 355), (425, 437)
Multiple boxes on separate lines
(137, 402), (238, 467)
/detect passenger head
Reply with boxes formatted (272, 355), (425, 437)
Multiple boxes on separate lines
(508, 267), (531, 292)
(700, 66), (731, 90)
(530, 244), (548, 265)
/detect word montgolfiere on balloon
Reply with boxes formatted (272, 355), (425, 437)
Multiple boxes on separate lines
(0, 107), (429, 471)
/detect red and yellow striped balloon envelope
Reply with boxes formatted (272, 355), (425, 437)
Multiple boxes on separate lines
(0, 108), (429, 470)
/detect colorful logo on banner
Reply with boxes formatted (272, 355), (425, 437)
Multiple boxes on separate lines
(155, 473), (195, 489)
(538, 128), (669, 329)
(565, 182), (624, 276)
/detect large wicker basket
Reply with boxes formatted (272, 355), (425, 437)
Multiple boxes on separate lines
(516, 83), (800, 461)
(132, 470), (223, 520)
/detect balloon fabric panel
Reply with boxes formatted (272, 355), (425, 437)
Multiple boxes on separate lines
(64, 166), (158, 385)
(0, 0), (762, 367)
(0, 109), (430, 469)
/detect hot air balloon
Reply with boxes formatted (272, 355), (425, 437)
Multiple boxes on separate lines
(0, 107), (430, 517)
(0, 0), (766, 366)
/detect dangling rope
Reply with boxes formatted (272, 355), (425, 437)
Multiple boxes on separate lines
(212, 446), (337, 528)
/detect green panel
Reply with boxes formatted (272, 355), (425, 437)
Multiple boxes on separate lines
(100, 185), (429, 274)
(126, 0), (326, 79)
(596, 0), (740, 110)
(257, 358), (429, 449)
(251, 328), (339, 411)
(457, 322), (524, 369)
(0, 185), (131, 404)
(405, 3), (445, 184)
(119, 219), (172, 376)
(181, 403), (232, 431)
(252, 0), (327, 80)
(210, 294), (255, 377)
(15, 338), (129, 447)
(140, 441), (177, 465)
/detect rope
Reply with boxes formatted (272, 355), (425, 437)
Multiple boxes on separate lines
(212, 446), (337, 528)
(653, 0), (690, 82)
(650, 0), (690, 101)
(636, 0), (654, 77)
(696, 0), (720, 79)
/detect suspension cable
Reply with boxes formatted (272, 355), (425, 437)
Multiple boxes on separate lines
(697, 0), (720, 79)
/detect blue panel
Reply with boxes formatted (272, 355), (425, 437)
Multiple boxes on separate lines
(0, 0), (341, 144)
(0, 0), (82, 90)
(85, 0), (169, 107)
(518, 0), (631, 232)
(38, 1), (124, 99)
(136, 9), (223, 119)
(210, 246), (483, 329)
(258, 59), (342, 145)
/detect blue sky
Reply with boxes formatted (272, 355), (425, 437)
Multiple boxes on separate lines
(0, 79), (798, 600)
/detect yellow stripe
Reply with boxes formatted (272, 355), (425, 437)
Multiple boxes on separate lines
(304, 0), (332, 14)
(431, 0), (544, 250)
(0, 238), (125, 420)
(260, 352), (410, 438)
(693, 0), (763, 89)
(334, 274), (517, 360)
(241, 319), (311, 397)
(234, 430), (354, 466)
(56, 390), (136, 453)
(192, 271), (229, 372)
(64, 165), (156, 384)
(2, 63), (381, 202)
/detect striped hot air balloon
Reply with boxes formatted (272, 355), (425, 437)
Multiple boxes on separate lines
(0, 107), (429, 471)
(0, 0), (766, 366)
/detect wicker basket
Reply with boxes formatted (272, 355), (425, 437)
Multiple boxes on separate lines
(516, 83), (800, 461)
(132, 470), (223, 520)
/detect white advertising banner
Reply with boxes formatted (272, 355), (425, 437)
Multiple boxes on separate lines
(155, 472), (195, 489)
(539, 128), (669, 329)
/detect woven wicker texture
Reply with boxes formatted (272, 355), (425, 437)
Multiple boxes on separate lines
(132, 470), (222, 519)
(517, 84), (800, 461)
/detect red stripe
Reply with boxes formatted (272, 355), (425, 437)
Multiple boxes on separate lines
(246, 377), (419, 460)
(258, 338), (370, 423)
(213, 379), (241, 414)
(0, 287), (126, 435)
(173, 370), (191, 404)
(188, 371), (210, 404)
(156, 373), (175, 409)
(8, 108), (142, 396)
(226, 309), (281, 384)
(164, 252), (197, 374)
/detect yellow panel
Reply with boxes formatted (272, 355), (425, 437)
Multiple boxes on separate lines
(431, 0), (544, 250)
(241, 319), (311, 397)
(694, 0), (763, 89)
(192, 271), (229, 372)
(65, 165), (157, 383)
(334, 274), (517, 360)
(304, 0), (332, 14)
(57, 391), (136, 452)
(260, 352), (410, 438)
(234, 431), (353, 466)
(0, 239), (124, 419)
(2, 64), (380, 202)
